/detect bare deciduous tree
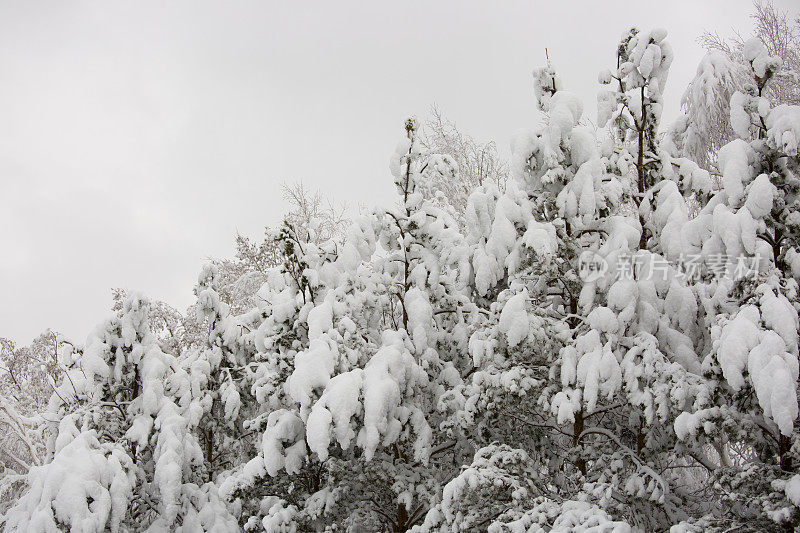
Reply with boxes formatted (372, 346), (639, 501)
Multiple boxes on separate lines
(674, 1), (800, 170)
(701, 0), (799, 106)
(0, 332), (64, 514)
(419, 106), (508, 223)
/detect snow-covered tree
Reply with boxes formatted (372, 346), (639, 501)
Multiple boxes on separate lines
(4, 294), (237, 531)
(419, 106), (508, 225)
(191, 182), (349, 325)
(217, 216), (345, 530)
(182, 263), (265, 485)
(670, 1), (800, 170)
(701, 1), (800, 108)
(428, 31), (703, 530)
(219, 118), (482, 531)
(6, 18), (800, 533)
(662, 36), (800, 531)
(665, 50), (742, 171)
(0, 332), (63, 516)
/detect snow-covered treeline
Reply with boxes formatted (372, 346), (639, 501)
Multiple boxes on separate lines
(3, 20), (800, 532)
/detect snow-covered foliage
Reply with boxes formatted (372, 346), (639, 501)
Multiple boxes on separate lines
(674, 0), (800, 170)
(665, 50), (742, 170)
(5, 17), (800, 533)
(4, 294), (237, 530)
(419, 106), (509, 225)
(0, 332), (62, 514)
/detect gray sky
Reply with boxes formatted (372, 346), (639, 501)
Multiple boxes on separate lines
(1, 0), (796, 344)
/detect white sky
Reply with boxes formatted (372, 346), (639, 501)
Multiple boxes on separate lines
(1, 0), (796, 344)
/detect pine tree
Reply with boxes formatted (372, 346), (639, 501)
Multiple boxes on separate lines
(5, 294), (237, 531)
(665, 37), (800, 531)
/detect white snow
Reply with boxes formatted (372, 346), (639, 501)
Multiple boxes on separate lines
(499, 292), (530, 347)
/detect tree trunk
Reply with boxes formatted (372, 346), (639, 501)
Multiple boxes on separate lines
(573, 408), (586, 476)
(206, 426), (214, 480)
(780, 434), (793, 472)
(637, 85), (648, 251)
(637, 423), (645, 457)
(395, 503), (409, 533)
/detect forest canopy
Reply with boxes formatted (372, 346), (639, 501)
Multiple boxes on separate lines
(3, 2), (800, 532)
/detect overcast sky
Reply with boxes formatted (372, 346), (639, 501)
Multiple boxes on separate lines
(1, 0), (797, 344)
